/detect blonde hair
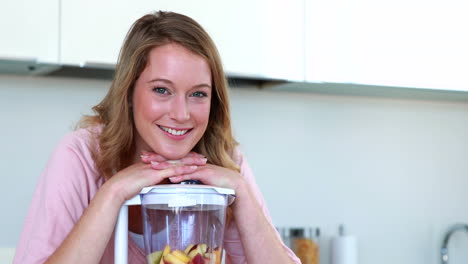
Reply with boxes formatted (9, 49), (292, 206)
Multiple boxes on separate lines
(79, 11), (239, 178)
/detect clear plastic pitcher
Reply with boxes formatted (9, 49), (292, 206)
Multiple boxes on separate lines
(140, 184), (235, 264)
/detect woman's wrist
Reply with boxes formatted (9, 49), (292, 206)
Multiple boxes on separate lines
(230, 178), (253, 211)
(98, 180), (128, 209)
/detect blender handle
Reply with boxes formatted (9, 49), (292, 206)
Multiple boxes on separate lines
(228, 194), (236, 205)
(115, 205), (129, 264)
(115, 193), (140, 264)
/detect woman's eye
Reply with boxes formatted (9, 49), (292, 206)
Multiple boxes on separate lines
(191, 91), (208, 98)
(153, 87), (168, 94)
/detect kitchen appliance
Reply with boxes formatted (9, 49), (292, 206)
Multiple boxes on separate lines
(114, 183), (235, 264)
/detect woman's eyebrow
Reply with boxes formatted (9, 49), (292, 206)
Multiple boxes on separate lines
(193, 83), (212, 89)
(148, 78), (211, 89)
(147, 78), (172, 84)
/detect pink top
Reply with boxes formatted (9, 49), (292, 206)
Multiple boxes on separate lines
(14, 127), (300, 264)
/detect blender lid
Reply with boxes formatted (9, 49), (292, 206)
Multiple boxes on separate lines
(140, 184), (235, 196)
(139, 184), (236, 207)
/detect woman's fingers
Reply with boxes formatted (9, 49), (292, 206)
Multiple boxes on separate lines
(150, 157), (207, 169)
(186, 152), (205, 158)
(180, 156), (207, 165)
(168, 166), (212, 185)
(140, 151), (205, 164)
(160, 164), (199, 178)
(110, 163), (200, 202)
(140, 152), (167, 163)
(145, 164), (199, 185)
(168, 164), (241, 191)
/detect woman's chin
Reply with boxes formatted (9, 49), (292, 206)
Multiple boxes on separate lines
(159, 152), (189, 161)
(149, 144), (195, 160)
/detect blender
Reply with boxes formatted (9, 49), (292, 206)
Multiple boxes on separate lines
(114, 182), (235, 264)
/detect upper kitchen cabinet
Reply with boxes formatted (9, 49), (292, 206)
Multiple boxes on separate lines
(60, 0), (304, 81)
(0, 0), (59, 63)
(305, 0), (468, 91)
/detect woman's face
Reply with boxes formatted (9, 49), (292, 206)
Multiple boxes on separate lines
(132, 43), (212, 160)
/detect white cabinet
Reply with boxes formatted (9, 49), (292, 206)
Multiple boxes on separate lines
(0, 0), (59, 63)
(60, 0), (304, 81)
(305, 0), (468, 90)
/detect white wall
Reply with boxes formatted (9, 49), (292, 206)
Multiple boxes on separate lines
(229, 88), (468, 264)
(1, 75), (468, 264)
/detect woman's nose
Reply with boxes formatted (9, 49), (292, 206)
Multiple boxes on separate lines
(169, 96), (190, 122)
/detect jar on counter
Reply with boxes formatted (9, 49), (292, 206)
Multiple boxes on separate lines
(290, 228), (320, 264)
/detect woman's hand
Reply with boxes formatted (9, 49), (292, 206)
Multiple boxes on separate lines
(140, 151), (208, 167)
(102, 157), (202, 206)
(169, 163), (243, 191)
(142, 151), (244, 192)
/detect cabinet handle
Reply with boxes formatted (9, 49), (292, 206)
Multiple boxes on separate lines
(82, 61), (116, 70)
(0, 56), (37, 64)
(0, 56), (60, 75)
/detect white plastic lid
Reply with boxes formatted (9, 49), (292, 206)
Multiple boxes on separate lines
(140, 184), (235, 195)
(125, 184), (235, 206)
(139, 184), (235, 207)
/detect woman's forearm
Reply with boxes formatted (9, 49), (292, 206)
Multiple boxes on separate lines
(231, 180), (295, 264)
(45, 184), (121, 264)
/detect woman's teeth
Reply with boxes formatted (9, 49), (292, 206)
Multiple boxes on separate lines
(159, 126), (189, 136)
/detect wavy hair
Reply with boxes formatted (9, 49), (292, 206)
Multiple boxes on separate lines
(79, 11), (239, 178)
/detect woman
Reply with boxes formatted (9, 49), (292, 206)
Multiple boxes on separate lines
(14, 11), (300, 264)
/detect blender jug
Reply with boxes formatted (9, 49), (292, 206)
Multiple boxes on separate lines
(140, 184), (235, 264)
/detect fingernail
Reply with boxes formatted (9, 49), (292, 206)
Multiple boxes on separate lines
(201, 158), (207, 163)
(169, 176), (177, 181)
(190, 166), (197, 170)
(140, 155), (149, 159)
(151, 161), (159, 166)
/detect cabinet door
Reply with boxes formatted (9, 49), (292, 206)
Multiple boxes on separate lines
(306, 0), (468, 91)
(60, 0), (137, 67)
(252, 0), (305, 81)
(0, 0), (59, 63)
(61, 0), (304, 81)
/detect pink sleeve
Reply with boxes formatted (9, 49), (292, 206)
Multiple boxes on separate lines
(13, 132), (101, 264)
(223, 150), (301, 264)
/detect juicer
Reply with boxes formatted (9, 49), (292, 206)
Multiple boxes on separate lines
(114, 183), (235, 264)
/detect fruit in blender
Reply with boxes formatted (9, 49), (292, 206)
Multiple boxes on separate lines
(162, 245), (171, 256)
(147, 243), (221, 264)
(165, 252), (187, 264)
(147, 250), (163, 264)
(172, 250), (191, 263)
(190, 253), (205, 264)
(184, 244), (194, 254)
(187, 243), (207, 259)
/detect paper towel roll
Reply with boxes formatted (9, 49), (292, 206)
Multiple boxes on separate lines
(331, 235), (358, 264)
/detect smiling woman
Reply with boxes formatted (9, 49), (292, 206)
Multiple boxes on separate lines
(13, 11), (300, 264)
(132, 43), (212, 161)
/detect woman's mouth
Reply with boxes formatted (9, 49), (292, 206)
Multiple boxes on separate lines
(158, 125), (191, 136)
